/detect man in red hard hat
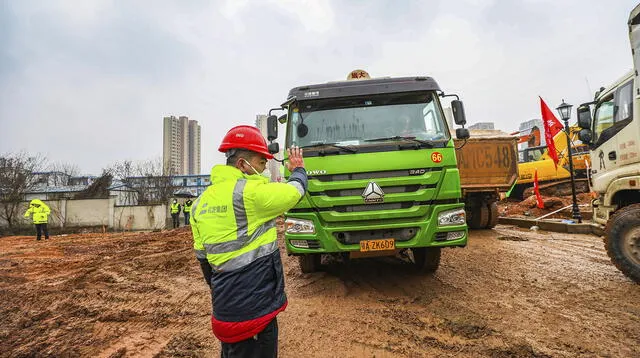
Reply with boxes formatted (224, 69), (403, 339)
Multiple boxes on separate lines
(190, 125), (307, 357)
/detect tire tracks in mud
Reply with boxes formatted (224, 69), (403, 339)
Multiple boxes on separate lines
(0, 228), (217, 357)
(282, 252), (548, 357)
(2, 225), (639, 357)
(281, 226), (639, 357)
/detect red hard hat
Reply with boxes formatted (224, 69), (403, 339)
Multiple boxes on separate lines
(218, 125), (274, 159)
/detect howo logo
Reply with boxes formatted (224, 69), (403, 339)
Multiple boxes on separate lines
(362, 182), (384, 204)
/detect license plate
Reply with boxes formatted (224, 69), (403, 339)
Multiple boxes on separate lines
(359, 238), (395, 252)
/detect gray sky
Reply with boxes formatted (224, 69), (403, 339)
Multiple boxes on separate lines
(0, 0), (636, 175)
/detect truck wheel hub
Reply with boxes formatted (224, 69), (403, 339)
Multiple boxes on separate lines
(623, 227), (640, 266)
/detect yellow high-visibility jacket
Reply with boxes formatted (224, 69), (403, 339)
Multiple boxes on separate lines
(24, 199), (51, 224)
(191, 165), (304, 270)
(183, 200), (192, 213)
(190, 164), (307, 343)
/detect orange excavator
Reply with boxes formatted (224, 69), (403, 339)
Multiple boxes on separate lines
(510, 125), (591, 199)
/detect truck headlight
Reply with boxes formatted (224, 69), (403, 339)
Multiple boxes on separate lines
(285, 218), (315, 234)
(437, 208), (466, 226)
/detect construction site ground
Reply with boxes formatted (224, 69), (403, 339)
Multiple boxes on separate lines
(1, 222), (638, 358)
(498, 193), (594, 221)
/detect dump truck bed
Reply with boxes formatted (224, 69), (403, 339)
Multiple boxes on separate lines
(454, 130), (519, 193)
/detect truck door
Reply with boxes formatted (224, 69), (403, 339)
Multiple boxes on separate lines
(590, 80), (634, 186)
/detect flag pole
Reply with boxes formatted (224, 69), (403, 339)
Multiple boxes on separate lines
(556, 99), (582, 223)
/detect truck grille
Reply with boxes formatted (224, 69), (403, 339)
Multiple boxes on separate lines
(313, 184), (435, 197)
(310, 168), (442, 182)
(333, 202), (413, 212)
(289, 199), (459, 214)
(333, 227), (419, 245)
(434, 232), (448, 241)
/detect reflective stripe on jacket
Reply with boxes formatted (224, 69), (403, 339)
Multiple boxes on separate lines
(23, 199), (50, 224)
(183, 200), (192, 213)
(191, 164), (306, 343)
(170, 202), (180, 214)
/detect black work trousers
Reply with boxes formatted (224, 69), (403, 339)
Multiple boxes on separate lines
(35, 223), (49, 240)
(171, 213), (180, 228)
(184, 212), (190, 226)
(220, 318), (278, 358)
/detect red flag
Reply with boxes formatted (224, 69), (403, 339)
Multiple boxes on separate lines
(534, 169), (544, 209)
(539, 97), (564, 170)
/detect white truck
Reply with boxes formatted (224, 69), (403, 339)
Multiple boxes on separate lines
(576, 4), (640, 283)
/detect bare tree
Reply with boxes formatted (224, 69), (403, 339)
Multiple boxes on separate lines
(105, 160), (137, 205)
(105, 158), (175, 205)
(47, 161), (80, 186)
(76, 170), (112, 199)
(142, 159), (175, 205)
(0, 152), (47, 228)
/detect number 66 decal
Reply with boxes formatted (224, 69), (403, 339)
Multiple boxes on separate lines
(431, 152), (443, 163)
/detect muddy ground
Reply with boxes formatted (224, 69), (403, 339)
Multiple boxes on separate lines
(1, 223), (638, 357)
(498, 193), (593, 221)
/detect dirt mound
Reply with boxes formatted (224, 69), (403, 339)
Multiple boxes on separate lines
(499, 192), (593, 220)
(1, 222), (638, 357)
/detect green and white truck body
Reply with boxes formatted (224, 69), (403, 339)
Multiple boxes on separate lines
(576, 5), (640, 282)
(267, 73), (471, 273)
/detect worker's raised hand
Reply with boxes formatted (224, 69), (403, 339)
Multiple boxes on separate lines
(285, 146), (305, 171)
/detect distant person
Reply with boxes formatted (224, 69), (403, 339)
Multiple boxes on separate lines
(183, 198), (193, 226)
(170, 199), (181, 228)
(23, 199), (51, 241)
(190, 125), (307, 358)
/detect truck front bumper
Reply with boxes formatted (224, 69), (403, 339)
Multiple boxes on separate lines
(284, 203), (467, 255)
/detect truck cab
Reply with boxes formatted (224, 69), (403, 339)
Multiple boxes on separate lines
(575, 4), (640, 282)
(579, 70), (638, 222)
(267, 71), (470, 273)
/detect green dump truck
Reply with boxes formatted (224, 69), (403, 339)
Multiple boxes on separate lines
(265, 70), (471, 273)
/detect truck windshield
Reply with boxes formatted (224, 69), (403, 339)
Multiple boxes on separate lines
(287, 92), (450, 148)
(592, 80), (633, 147)
(519, 146), (546, 163)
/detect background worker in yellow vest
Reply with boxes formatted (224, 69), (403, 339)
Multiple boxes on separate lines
(23, 199), (51, 241)
(183, 199), (193, 226)
(191, 125), (307, 357)
(170, 199), (181, 228)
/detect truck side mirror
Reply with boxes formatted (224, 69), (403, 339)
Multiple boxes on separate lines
(297, 123), (309, 138)
(267, 115), (278, 141)
(278, 114), (287, 124)
(268, 142), (280, 155)
(451, 100), (467, 126)
(456, 128), (470, 140)
(578, 129), (592, 144)
(577, 106), (592, 129)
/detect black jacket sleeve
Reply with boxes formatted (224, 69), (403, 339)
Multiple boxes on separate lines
(198, 258), (213, 288)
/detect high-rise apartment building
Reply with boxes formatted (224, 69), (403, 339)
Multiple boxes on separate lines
(163, 115), (201, 175)
(187, 120), (201, 175)
(255, 114), (282, 182)
(255, 114), (268, 136)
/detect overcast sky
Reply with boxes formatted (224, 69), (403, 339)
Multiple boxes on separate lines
(0, 0), (637, 175)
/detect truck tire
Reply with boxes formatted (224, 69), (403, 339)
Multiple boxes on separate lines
(604, 203), (640, 283)
(298, 254), (321, 273)
(412, 247), (441, 273)
(485, 202), (499, 229)
(468, 204), (489, 230)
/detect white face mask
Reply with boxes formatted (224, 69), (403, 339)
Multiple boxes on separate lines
(243, 159), (271, 179)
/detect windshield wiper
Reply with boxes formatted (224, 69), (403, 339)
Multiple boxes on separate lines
(302, 142), (358, 153)
(363, 136), (434, 148)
